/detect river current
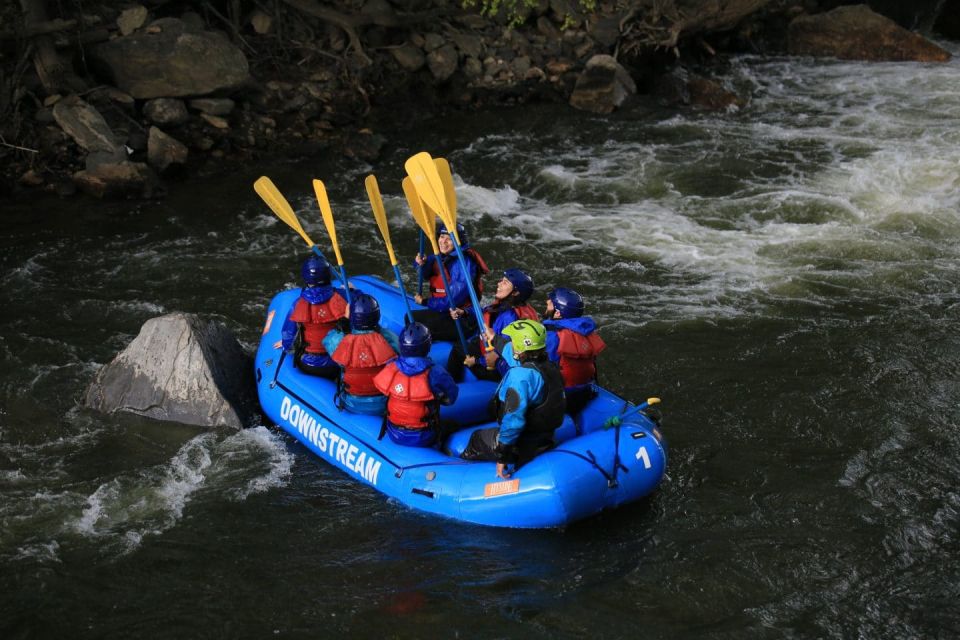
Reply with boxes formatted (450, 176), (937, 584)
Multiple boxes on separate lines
(2, 43), (959, 638)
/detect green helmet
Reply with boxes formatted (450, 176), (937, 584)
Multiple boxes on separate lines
(501, 319), (547, 354)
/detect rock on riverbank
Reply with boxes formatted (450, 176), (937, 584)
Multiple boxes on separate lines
(1, 0), (954, 199)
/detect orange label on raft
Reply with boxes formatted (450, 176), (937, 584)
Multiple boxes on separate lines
(484, 479), (520, 497)
(263, 310), (275, 336)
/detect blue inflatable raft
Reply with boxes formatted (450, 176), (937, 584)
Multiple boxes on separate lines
(254, 275), (667, 528)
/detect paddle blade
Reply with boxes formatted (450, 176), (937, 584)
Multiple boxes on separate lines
(402, 176), (439, 255)
(253, 176), (315, 247)
(434, 157), (458, 236)
(312, 179), (344, 266)
(405, 152), (455, 236)
(365, 174), (398, 266)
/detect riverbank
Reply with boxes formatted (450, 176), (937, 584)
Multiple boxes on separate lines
(1, 0), (956, 199)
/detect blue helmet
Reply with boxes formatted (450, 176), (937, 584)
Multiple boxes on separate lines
(301, 255), (331, 286)
(437, 222), (468, 247)
(503, 268), (534, 303)
(548, 287), (584, 318)
(349, 293), (380, 331)
(399, 322), (432, 357)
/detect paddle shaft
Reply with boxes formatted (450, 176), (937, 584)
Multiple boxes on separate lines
(392, 265), (414, 324)
(619, 399), (659, 421)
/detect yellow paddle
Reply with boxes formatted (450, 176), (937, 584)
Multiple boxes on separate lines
(254, 176), (316, 248)
(434, 157), (457, 226)
(405, 152), (456, 240)
(312, 179), (352, 304)
(365, 174), (413, 323)
(402, 176), (437, 252)
(253, 175), (349, 288)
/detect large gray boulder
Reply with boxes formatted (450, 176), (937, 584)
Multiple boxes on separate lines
(569, 54), (636, 114)
(788, 5), (951, 62)
(84, 313), (256, 428)
(90, 18), (250, 99)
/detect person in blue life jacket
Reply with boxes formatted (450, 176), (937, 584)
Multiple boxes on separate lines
(322, 293), (400, 415)
(373, 322), (460, 448)
(281, 255), (349, 379)
(461, 320), (566, 479)
(448, 268), (539, 382)
(410, 222), (490, 343)
(542, 287), (607, 417)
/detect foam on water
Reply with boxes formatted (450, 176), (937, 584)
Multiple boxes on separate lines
(445, 53), (960, 320)
(56, 427), (292, 556)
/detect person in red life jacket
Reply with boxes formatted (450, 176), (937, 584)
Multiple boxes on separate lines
(410, 222), (490, 343)
(543, 287), (607, 416)
(281, 255), (349, 379)
(373, 322), (460, 448)
(322, 293), (399, 415)
(448, 268), (539, 382)
(461, 320), (566, 478)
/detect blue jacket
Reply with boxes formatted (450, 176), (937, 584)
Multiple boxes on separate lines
(417, 253), (479, 312)
(493, 343), (547, 446)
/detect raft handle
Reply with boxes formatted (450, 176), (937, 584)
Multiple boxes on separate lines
(411, 488), (435, 499)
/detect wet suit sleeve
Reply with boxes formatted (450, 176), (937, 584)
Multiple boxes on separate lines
(428, 365), (460, 405)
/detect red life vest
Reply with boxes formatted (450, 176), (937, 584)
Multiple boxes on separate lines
(555, 328), (607, 388)
(373, 362), (435, 429)
(331, 332), (397, 396)
(289, 293), (348, 354)
(428, 248), (491, 304)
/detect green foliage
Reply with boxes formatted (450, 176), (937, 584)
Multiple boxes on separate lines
(463, 0), (598, 27)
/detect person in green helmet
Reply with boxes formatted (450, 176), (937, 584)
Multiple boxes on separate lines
(461, 319), (566, 478)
